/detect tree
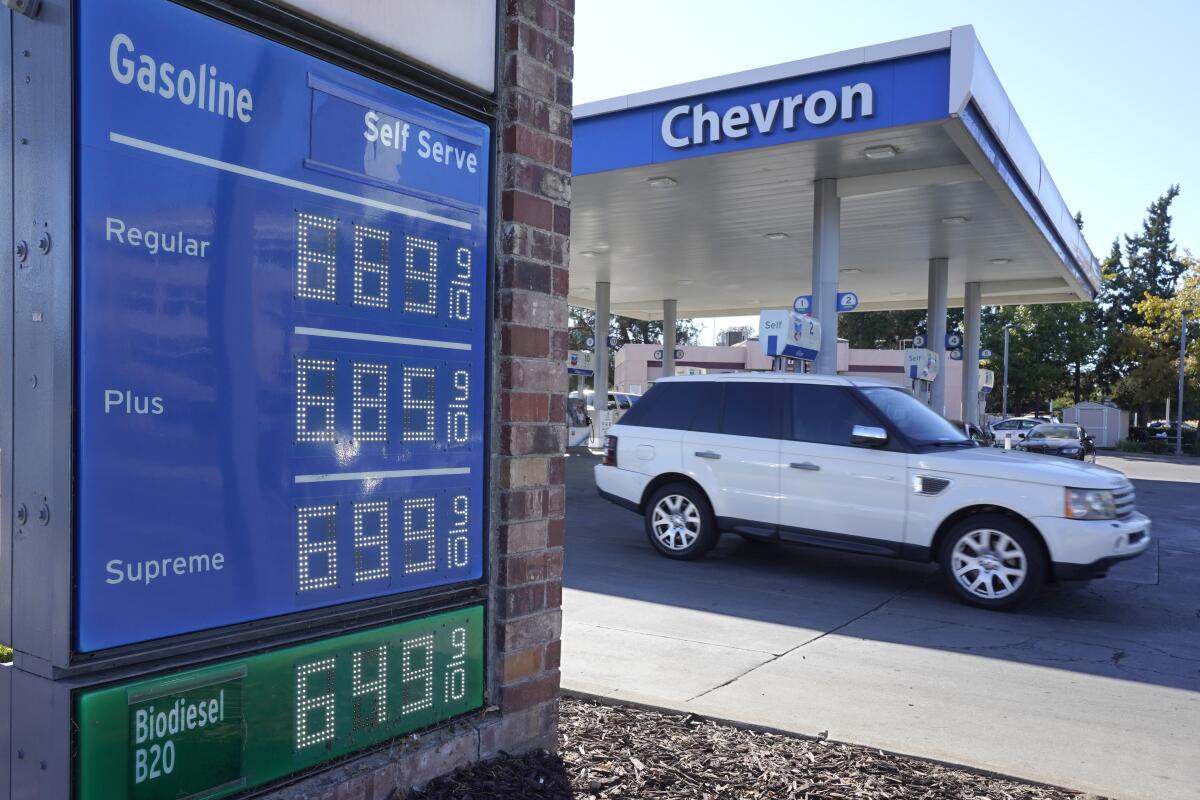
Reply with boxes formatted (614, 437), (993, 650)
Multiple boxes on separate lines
(568, 305), (701, 381)
(1121, 252), (1200, 419)
(839, 309), (925, 349)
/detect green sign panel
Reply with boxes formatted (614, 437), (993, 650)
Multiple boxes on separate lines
(76, 606), (484, 799)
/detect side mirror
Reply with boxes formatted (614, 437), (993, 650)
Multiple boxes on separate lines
(850, 425), (888, 447)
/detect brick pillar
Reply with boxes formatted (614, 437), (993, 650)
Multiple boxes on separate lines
(488, 0), (573, 753)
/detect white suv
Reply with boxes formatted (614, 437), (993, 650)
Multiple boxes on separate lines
(594, 373), (1151, 609)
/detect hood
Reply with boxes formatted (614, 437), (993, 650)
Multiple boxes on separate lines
(910, 446), (1125, 488)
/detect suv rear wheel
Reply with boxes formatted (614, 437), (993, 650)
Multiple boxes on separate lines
(939, 514), (1046, 609)
(644, 483), (718, 560)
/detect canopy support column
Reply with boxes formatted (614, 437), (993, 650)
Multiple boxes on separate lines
(662, 299), (677, 378)
(811, 178), (840, 375)
(962, 281), (982, 425)
(927, 258), (949, 413)
(594, 282), (610, 433)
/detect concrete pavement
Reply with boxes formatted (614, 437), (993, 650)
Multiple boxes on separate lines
(561, 451), (1200, 800)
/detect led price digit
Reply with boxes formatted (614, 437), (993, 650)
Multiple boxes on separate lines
(404, 237), (438, 315)
(297, 505), (338, 591)
(295, 657), (337, 749)
(444, 626), (468, 702)
(353, 224), (390, 308)
(296, 358), (336, 443)
(352, 501), (390, 583)
(296, 212), (337, 301)
(351, 645), (388, 729)
(402, 497), (438, 574)
(447, 369), (470, 445)
(448, 494), (470, 569)
(402, 367), (436, 442)
(398, 635), (434, 715)
(351, 362), (388, 441)
(449, 247), (471, 320)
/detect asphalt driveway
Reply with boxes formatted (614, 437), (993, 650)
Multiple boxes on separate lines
(560, 451), (1200, 800)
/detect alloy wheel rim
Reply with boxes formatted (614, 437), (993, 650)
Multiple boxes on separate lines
(951, 528), (1027, 599)
(652, 494), (701, 550)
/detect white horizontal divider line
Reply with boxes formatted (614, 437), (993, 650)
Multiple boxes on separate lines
(109, 131), (471, 231)
(294, 326), (472, 351)
(295, 467), (470, 484)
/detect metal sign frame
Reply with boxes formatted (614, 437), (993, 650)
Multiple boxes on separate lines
(5, 0), (508, 794)
(3, 0), (502, 676)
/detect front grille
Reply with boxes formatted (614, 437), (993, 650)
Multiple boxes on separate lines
(1113, 484), (1136, 519)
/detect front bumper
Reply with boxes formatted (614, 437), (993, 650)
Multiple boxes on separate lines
(1033, 511), (1152, 580)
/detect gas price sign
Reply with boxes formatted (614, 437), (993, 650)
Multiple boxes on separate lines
(75, 605), (484, 800)
(75, 0), (490, 651)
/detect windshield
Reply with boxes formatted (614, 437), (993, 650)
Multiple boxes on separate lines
(859, 387), (971, 445)
(1031, 424), (1077, 438)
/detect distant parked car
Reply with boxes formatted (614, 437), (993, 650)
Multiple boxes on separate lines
(1147, 420), (1197, 439)
(1017, 423), (1095, 461)
(990, 416), (1052, 446)
(949, 419), (993, 446)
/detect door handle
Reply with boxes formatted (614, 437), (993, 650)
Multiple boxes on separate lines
(694, 450), (721, 460)
(789, 462), (821, 471)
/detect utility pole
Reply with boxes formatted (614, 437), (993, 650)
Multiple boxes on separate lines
(1002, 327), (1010, 417)
(1177, 310), (1190, 456)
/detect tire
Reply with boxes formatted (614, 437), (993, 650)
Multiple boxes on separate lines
(643, 483), (719, 560)
(939, 514), (1047, 610)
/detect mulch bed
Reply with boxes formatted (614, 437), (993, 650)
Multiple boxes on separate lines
(412, 697), (1093, 799)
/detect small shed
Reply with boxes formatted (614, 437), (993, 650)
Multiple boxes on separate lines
(1062, 401), (1128, 448)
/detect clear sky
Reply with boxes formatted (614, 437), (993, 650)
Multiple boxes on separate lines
(574, 0), (1198, 286)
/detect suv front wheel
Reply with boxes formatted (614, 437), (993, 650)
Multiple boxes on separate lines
(644, 483), (718, 560)
(939, 514), (1046, 609)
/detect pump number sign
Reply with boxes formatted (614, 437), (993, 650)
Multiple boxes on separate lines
(75, 606), (484, 800)
(74, 0), (490, 651)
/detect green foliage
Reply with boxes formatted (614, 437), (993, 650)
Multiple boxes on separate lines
(568, 305), (701, 350)
(0, 643), (11, 663)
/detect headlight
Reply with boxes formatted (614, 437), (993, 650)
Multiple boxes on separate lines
(1065, 488), (1115, 519)
(1060, 447), (1081, 455)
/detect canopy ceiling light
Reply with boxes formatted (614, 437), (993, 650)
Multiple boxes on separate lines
(646, 176), (677, 188)
(763, 232), (789, 240)
(990, 257), (1012, 265)
(940, 216), (970, 225)
(863, 145), (899, 159)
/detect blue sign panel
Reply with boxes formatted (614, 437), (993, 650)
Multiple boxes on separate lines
(575, 51), (950, 175)
(792, 292), (858, 314)
(75, 0), (490, 651)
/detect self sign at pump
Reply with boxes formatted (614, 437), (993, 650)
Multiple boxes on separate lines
(759, 309), (820, 361)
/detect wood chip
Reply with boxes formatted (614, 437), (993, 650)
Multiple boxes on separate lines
(409, 697), (1092, 799)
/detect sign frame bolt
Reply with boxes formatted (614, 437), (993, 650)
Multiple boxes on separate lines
(38, 504), (50, 525)
(37, 232), (51, 254)
(16, 504), (28, 525)
(16, 240), (28, 262)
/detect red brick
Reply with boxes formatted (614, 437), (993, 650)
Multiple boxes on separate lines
(547, 485), (566, 516)
(553, 204), (570, 236)
(502, 190), (554, 230)
(554, 140), (572, 171)
(503, 391), (550, 422)
(558, 9), (574, 46)
(544, 550), (564, 581)
(551, 329), (569, 359)
(551, 266), (569, 297)
(503, 325), (550, 358)
(500, 519), (550, 552)
(502, 646), (544, 683)
(548, 517), (566, 547)
(504, 125), (555, 164)
(548, 455), (566, 483)
(498, 610), (561, 651)
(545, 639), (562, 670)
(545, 579), (562, 609)
(501, 670), (560, 712)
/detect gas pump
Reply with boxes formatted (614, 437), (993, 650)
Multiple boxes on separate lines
(759, 309), (822, 371)
(977, 368), (995, 424)
(904, 346), (940, 404)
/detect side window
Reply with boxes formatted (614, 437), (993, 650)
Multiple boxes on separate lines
(687, 382), (724, 433)
(719, 383), (782, 439)
(995, 420), (1016, 430)
(790, 384), (879, 446)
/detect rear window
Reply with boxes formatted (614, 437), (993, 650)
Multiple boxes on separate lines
(616, 382), (691, 429)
